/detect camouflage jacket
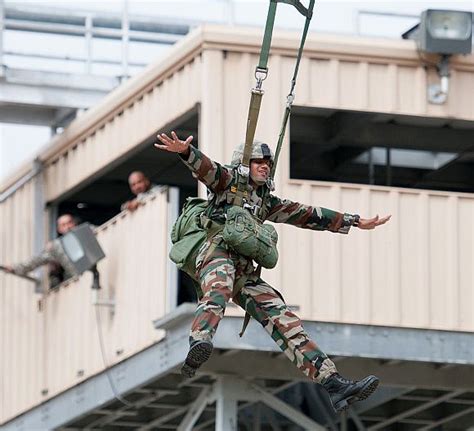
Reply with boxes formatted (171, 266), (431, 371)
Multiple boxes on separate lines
(13, 240), (76, 287)
(180, 146), (355, 234)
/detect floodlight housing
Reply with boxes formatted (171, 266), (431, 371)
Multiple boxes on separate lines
(418, 9), (473, 54)
(58, 223), (105, 276)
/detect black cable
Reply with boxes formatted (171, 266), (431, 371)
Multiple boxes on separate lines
(94, 293), (134, 407)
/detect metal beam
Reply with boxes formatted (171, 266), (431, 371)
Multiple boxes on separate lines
(251, 383), (325, 431)
(353, 386), (415, 414)
(193, 381), (299, 431)
(418, 406), (474, 431)
(303, 385), (338, 430)
(367, 390), (465, 430)
(349, 410), (367, 431)
(137, 404), (190, 430)
(212, 317), (474, 366)
(3, 309), (474, 430)
(4, 5), (190, 40)
(176, 387), (212, 431)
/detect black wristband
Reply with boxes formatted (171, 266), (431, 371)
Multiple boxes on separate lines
(352, 214), (360, 227)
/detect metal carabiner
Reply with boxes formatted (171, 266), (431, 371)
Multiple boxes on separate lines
(254, 67), (268, 90)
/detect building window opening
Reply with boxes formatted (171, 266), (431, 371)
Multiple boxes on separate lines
(290, 107), (474, 193)
(44, 109), (199, 303)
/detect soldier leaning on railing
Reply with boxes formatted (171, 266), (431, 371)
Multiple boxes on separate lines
(3, 214), (79, 288)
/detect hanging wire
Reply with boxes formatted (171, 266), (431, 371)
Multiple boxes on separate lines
(94, 305), (134, 407)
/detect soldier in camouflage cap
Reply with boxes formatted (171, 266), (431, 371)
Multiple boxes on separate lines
(155, 131), (391, 413)
(230, 140), (274, 166)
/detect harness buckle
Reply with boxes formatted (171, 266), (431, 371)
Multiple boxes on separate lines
(286, 92), (295, 108)
(266, 178), (275, 191)
(255, 67), (268, 90)
(238, 164), (250, 177)
(243, 202), (260, 216)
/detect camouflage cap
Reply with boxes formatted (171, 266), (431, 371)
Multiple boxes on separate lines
(231, 141), (274, 166)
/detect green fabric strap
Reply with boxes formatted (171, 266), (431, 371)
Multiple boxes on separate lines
(277, 0), (313, 18)
(258, 1), (312, 70)
(258, 1), (278, 71)
(270, 0), (315, 179)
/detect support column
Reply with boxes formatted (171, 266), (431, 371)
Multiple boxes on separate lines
(33, 158), (45, 293)
(121, 0), (129, 82)
(0, 0), (4, 71)
(85, 14), (93, 74)
(166, 187), (179, 311)
(215, 376), (238, 431)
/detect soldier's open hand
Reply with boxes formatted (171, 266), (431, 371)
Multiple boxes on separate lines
(154, 131), (193, 154)
(2, 265), (14, 273)
(357, 215), (391, 230)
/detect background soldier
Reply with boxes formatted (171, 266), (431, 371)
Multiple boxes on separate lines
(4, 213), (78, 288)
(121, 170), (161, 212)
(155, 131), (391, 413)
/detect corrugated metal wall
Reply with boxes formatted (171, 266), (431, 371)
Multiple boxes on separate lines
(1, 191), (170, 422)
(0, 183), (44, 421)
(44, 57), (202, 203)
(274, 182), (474, 332)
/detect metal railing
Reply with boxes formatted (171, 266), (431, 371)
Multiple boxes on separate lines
(0, 2), (191, 78)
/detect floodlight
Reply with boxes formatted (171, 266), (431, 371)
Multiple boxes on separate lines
(1, 223), (104, 291)
(403, 9), (473, 104)
(418, 10), (472, 54)
(57, 223), (105, 276)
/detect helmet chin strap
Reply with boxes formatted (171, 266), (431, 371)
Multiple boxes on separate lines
(250, 173), (266, 186)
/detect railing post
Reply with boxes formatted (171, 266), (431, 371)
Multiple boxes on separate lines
(85, 14), (93, 74)
(33, 158), (45, 293)
(121, 0), (129, 82)
(166, 187), (179, 311)
(0, 0), (5, 72)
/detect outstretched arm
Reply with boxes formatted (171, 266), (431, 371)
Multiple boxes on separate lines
(8, 249), (54, 275)
(266, 195), (390, 233)
(154, 131), (233, 193)
(356, 214), (391, 230)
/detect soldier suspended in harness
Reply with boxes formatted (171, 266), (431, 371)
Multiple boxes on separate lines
(154, 133), (391, 413)
(156, 0), (391, 414)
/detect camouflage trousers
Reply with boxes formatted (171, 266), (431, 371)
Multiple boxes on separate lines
(190, 235), (337, 383)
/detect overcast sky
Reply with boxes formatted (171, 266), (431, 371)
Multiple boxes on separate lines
(1, 0), (473, 183)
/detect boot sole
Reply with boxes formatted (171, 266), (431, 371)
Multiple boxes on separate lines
(181, 341), (213, 378)
(333, 376), (379, 412)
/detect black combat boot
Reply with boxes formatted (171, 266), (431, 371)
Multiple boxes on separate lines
(322, 373), (379, 412)
(181, 340), (213, 378)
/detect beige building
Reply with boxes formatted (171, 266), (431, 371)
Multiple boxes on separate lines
(1, 25), (474, 430)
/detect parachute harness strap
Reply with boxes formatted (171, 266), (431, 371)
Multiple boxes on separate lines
(235, 0), (315, 212)
(233, 1), (315, 336)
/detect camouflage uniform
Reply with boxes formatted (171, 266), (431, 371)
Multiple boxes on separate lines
(12, 240), (76, 288)
(180, 145), (356, 383)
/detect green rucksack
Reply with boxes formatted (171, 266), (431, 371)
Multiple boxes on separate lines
(169, 197), (209, 282)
